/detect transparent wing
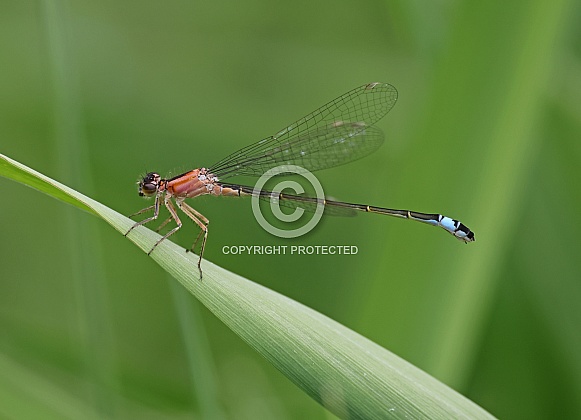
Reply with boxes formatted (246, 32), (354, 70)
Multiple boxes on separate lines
(264, 191), (358, 217)
(209, 82), (397, 179)
(219, 183), (358, 217)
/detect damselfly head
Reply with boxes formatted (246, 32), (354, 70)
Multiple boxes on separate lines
(138, 172), (161, 197)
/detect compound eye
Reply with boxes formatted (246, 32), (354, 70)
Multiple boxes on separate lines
(140, 182), (157, 196)
(143, 183), (157, 192)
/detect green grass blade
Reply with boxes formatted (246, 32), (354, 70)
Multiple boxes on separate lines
(0, 153), (495, 419)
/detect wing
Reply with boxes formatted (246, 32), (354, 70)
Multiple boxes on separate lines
(209, 82), (397, 179)
(219, 183), (358, 217)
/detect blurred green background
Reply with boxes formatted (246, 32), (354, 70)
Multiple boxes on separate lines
(1, 0), (580, 418)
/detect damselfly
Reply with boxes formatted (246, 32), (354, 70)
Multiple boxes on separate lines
(126, 82), (474, 276)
